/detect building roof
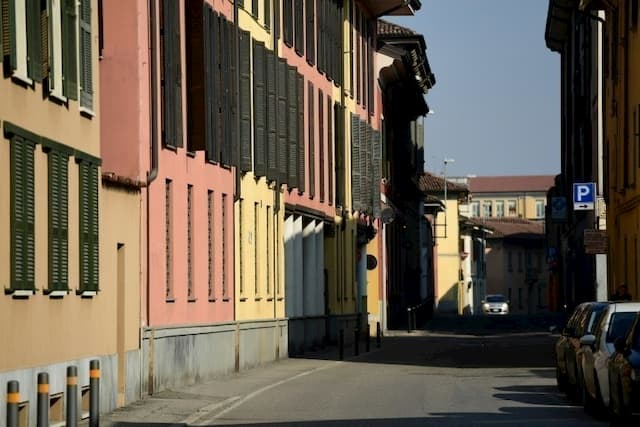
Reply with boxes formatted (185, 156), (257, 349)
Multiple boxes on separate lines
(475, 217), (544, 240)
(468, 175), (555, 193)
(418, 172), (469, 194)
(378, 19), (417, 38)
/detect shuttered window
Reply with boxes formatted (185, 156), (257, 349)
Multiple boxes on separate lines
(239, 29), (252, 172)
(252, 0), (258, 17)
(277, 58), (288, 183)
(161, 0), (183, 148)
(327, 95), (333, 205)
(372, 130), (381, 218)
(62, 0), (78, 99)
(186, 0), (206, 152)
(79, 0), (92, 110)
(307, 82), (315, 198)
(359, 120), (367, 212)
(318, 90), (324, 202)
(27, 0), (48, 82)
(316, 0), (323, 74)
(266, 49), (277, 180)
(264, 0), (270, 30)
(334, 103), (344, 207)
(367, 20), (374, 116)
(364, 124), (371, 213)
(48, 150), (69, 291)
(253, 40), (267, 177)
(204, 6), (220, 162)
(78, 161), (99, 292)
(351, 113), (360, 211)
(283, 0), (293, 47)
(294, 0), (303, 56)
(305, 0), (314, 65)
(220, 19), (235, 165)
(10, 136), (36, 292)
(287, 65), (298, 188)
(297, 73), (305, 193)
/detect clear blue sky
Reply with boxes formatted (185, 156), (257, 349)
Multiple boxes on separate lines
(389, 0), (561, 178)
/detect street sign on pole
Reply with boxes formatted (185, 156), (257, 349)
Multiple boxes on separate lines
(573, 182), (595, 211)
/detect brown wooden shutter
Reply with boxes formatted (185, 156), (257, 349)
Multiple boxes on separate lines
(253, 40), (267, 177)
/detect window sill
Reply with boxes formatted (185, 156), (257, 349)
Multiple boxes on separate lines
(166, 298), (176, 303)
(77, 290), (99, 298)
(222, 297), (230, 302)
(239, 297), (248, 302)
(11, 72), (33, 87)
(5, 288), (37, 299)
(208, 298), (217, 302)
(254, 297), (262, 301)
(44, 289), (70, 298)
(188, 298), (197, 303)
(49, 91), (68, 104)
(79, 106), (95, 119)
(267, 297), (274, 301)
(277, 297), (284, 301)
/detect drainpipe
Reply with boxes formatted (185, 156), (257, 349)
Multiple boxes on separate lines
(145, 0), (159, 396)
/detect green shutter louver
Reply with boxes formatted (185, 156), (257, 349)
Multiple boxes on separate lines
(372, 130), (381, 218)
(79, 0), (92, 109)
(327, 95), (333, 204)
(283, 0), (293, 47)
(48, 151), (69, 291)
(297, 73), (305, 193)
(307, 82), (315, 198)
(318, 91), (324, 202)
(26, 0), (43, 81)
(161, 0), (182, 148)
(2, 0), (17, 72)
(287, 65), (298, 188)
(62, 0), (77, 99)
(253, 40), (266, 177)
(239, 29), (252, 173)
(204, 7), (220, 162)
(79, 161), (99, 292)
(294, 0), (303, 56)
(305, 0), (314, 65)
(277, 58), (288, 183)
(10, 136), (36, 291)
(266, 49), (277, 180)
(351, 114), (360, 211)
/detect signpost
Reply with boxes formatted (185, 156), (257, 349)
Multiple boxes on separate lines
(573, 182), (595, 211)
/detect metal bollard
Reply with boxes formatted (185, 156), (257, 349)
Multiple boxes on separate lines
(6, 380), (19, 427)
(37, 373), (49, 427)
(89, 359), (100, 427)
(354, 328), (359, 356)
(366, 324), (370, 352)
(66, 366), (78, 427)
(339, 329), (344, 360)
(407, 308), (412, 333)
(376, 321), (381, 348)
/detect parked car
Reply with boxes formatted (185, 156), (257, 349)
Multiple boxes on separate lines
(608, 312), (640, 423)
(555, 301), (609, 397)
(579, 302), (640, 414)
(481, 294), (509, 315)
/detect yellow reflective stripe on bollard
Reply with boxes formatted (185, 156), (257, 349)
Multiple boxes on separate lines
(67, 376), (78, 386)
(90, 369), (100, 379)
(7, 392), (20, 403)
(38, 383), (49, 393)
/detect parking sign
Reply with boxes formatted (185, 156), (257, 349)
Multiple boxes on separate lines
(573, 182), (595, 210)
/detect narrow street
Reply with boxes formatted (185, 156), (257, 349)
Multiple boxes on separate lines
(99, 321), (616, 426)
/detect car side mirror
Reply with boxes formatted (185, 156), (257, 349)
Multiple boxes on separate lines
(614, 337), (627, 353)
(580, 334), (596, 347)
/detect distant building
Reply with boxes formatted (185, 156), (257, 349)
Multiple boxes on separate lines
(467, 175), (555, 221)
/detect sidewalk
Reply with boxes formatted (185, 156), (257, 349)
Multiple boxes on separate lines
(83, 342), (372, 426)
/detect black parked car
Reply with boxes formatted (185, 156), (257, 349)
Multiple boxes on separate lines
(608, 312), (640, 424)
(554, 301), (610, 398)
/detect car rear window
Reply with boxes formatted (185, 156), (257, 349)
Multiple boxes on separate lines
(606, 312), (637, 343)
(486, 295), (506, 303)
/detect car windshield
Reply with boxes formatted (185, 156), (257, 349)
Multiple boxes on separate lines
(606, 312), (637, 343)
(486, 295), (506, 303)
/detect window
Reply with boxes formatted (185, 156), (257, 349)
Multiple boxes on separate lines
(254, 202), (259, 297)
(482, 201), (492, 217)
(9, 135), (36, 293)
(165, 179), (173, 300)
(187, 184), (194, 301)
(535, 200), (545, 218)
(266, 205), (271, 296)
(160, 0), (183, 148)
(508, 200), (516, 216)
(208, 190), (214, 301)
(305, 0), (314, 64)
(239, 198), (244, 296)
(222, 193), (228, 298)
(78, 0), (93, 111)
(252, 0), (259, 17)
(47, 150), (69, 292)
(308, 82), (315, 198)
(78, 161), (99, 293)
(495, 201), (504, 217)
(471, 201), (479, 217)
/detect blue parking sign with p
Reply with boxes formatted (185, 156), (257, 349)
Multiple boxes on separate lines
(573, 182), (595, 210)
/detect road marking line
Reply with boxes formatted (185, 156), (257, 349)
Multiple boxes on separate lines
(180, 395), (241, 425)
(197, 361), (342, 425)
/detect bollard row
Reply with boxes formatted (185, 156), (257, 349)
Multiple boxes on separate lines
(5, 359), (100, 427)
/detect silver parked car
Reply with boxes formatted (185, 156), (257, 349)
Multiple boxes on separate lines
(481, 294), (509, 315)
(579, 302), (640, 414)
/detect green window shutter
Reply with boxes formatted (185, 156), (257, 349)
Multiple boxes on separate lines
(48, 151), (69, 291)
(283, 0), (293, 47)
(316, 0), (323, 74)
(266, 49), (277, 180)
(186, 0), (206, 152)
(318, 91), (324, 202)
(297, 73), (305, 193)
(359, 120), (367, 212)
(372, 130), (381, 218)
(239, 29), (252, 173)
(79, 161), (99, 292)
(307, 82), (315, 198)
(26, 0), (42, 81)
(277, 58), (288, 183)
(294, 0), (303, 56)
(62, 0), (77, 99)
(79, 0), (92, 109)
(253, 40), (266, 177)
(351, 114), (360, 211)
(264, 0), (270, 30)
(10, 137), (35, 291)
(327, 95), (333, 204)
(251, 0), (258, 17)
(287, 65), (298, 188)
(2, 0), (17, 72)
(364, 124), (371, 213)
(204, 7), (220, 162)
(161, 0), (182, 148)
(305, 0), (314, 65)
